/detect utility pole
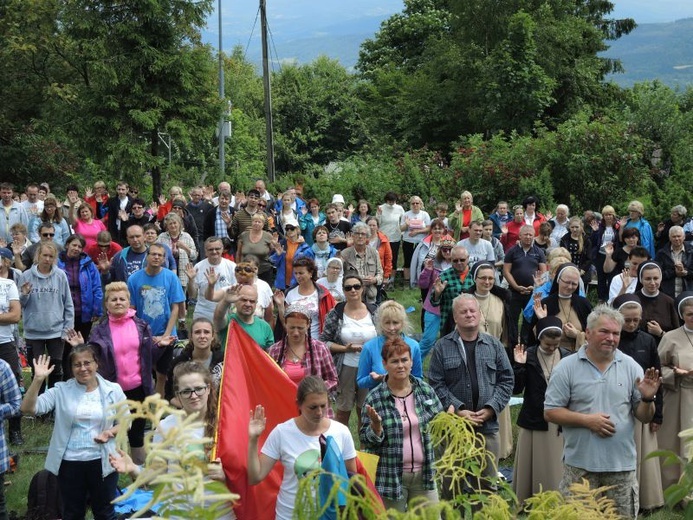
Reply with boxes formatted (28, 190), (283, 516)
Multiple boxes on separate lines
(260, 0), (276, 183)
(218, 0), (226, 178)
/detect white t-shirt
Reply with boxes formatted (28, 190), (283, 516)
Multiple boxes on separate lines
(608, 274), (637, 305)
(457, 238), (496, 267)
(193, 258), (237, 320)
(254, 279), (274, 319)
(0, 278), (19, 344)
(262, 419), (356, 520)
(285, 288), (319, 338)
(154, 414), (235, 520)
(341, 314), (377, 367)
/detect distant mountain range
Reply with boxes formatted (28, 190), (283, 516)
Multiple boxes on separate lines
(604, 17), (693, 87)
(204, 9), (693, 88)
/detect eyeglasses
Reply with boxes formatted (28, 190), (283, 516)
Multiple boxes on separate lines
(352, 232), (368, 237)
(452, 258), (468, 264)
(476, 276), (495, 282)
(41, 233), (55, 237)
(131, 206), (143, 210)
(236, 266), (254, 273)
(440, 247), (452, 252)
(177, 385), (208, 399)
(344, 284), (362, 292)
(72, 361), (94, 369)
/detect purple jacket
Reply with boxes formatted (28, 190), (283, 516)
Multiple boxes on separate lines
(88, 315), (159, 396)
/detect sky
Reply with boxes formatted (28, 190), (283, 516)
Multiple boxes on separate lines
(204, 0), (693, 46)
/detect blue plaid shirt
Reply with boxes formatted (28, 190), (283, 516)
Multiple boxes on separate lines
(0, 358), (21, 473)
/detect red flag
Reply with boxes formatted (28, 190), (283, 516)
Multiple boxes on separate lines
(215, 321), (298, 520)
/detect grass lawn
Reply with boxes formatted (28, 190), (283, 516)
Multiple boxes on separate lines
(5, 283), (687, 518)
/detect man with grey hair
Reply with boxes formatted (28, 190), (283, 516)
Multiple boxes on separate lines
(429, 293), (514, 493)
(655, 225), (693, 298)
(503, 224), (546, 344)
(339, 222), (383, 304)
(656, 204), (689, 250)
(544, 305), (661, 519)
(549, 204), (570, 243)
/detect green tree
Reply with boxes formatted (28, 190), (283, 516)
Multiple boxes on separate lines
(271, 56), (367, 173)
(1, 0), (222, 197)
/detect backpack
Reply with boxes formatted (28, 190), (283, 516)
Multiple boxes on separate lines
(27, 469), (62, 520)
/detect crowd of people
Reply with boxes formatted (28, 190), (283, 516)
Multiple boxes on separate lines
(0, 179), (690, 519)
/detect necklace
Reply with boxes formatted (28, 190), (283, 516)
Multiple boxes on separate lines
(558, 297), (572, 320)
(475, 293), (490, 332)
(537, 348), (558, 380)
(683, 328), (693, 351)
(287, 345), (304, 363)
(327, 221), (341, 231)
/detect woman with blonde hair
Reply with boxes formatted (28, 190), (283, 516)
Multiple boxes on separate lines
(68, 281), (159, 464)
(591, 204), (620, 302)
(449, 190), (484, 241)
(620, 200), (655, 257)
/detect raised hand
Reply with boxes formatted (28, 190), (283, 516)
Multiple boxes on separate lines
(97, 252), (111, 273)
(118, 209), (129, 222)
(21, 282), (32, 296)
(272, 289), (285, 307)
(501, 224), (508, 235)
(365, 405), (382, 435)
(533, 294), (547, 319)
(604, 242), (614, 256)
(204, 267), (218, 286)
(223, 284), (243, 305)
(33, 355), (55, 381)
(158, 195), (167, 205)
(221, 211), (232, 225)
(150, 201), (159, 214)
(84, 187), (94, 199)
(184, 263), (197, 281)
(637, 367), (662, 401)
(433, 278), (447, 297)
(423, 258), (434, 270)
(65, 329), (85, 347)
(0, 239), (6, 249)
(545, 210), (553, 220)
(249, 405), (266, 439)
(513, 344), (527, 364)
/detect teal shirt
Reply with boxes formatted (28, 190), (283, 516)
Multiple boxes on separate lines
(221, 314), (275, 351)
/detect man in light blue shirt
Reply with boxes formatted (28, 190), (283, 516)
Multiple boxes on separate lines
(544, 305), (661, 518)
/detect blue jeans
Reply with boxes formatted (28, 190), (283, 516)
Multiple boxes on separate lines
(58, 459), (118, 520)
(419, 311), (440, 359)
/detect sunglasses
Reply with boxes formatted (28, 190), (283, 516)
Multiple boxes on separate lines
(235, 266), (254, 273)
(440, 247), (452, 252)
(452, 258), (468, 264)
(258, 203), (267, 208)
(344, 284), (362, 292)
(41, 233), (55, 237)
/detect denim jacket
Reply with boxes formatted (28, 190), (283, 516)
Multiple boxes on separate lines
(427, 330), (513, 434)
